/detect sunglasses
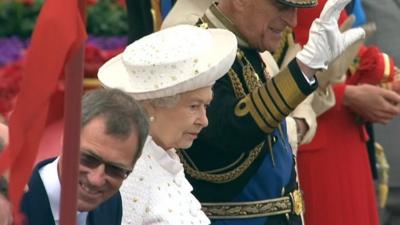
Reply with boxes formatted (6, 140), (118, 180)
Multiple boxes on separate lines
(80, 151), (132, 179)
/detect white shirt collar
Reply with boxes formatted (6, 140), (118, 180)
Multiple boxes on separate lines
(39, 157), (88, 225)
(146, 136), (182, 176)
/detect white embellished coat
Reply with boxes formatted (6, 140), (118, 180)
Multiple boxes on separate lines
(120, 136), (210, 225)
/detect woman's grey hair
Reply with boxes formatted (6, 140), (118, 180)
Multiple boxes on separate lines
(141, 94), (181, 108)
(82, 88), (149, 162)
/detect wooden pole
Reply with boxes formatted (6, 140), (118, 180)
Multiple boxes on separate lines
(59, 0), (86, 224)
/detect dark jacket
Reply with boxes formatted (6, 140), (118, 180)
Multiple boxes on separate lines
(21, 158), (122, 225)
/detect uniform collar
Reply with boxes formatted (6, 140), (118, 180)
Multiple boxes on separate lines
(203, 3), (251, 48)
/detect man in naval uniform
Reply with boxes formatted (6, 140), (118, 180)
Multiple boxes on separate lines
(161, 0), (367, 224)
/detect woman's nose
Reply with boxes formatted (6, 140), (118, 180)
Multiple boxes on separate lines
(197, 106), (209, 128)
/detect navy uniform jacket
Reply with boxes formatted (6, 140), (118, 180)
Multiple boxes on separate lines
(21, 158), (122, 225)
(180, 48), (315, 225)
(178, 5), (317, 225)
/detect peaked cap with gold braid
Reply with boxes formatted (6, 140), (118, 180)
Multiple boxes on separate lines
(162, 0), (317, 29)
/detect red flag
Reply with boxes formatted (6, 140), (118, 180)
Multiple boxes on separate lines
(0, 0), (87, 223)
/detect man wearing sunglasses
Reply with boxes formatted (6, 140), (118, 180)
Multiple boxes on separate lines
(21, 89), (149, 225)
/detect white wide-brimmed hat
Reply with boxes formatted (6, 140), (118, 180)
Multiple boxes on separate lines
(98, 25), (237, 100)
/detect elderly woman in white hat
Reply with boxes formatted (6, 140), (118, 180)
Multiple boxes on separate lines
(98, 25), (237, 225)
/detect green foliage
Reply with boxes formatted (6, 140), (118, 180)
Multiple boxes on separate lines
(0, 0), (129, 37)
(87, 0), (128, 36)
(0, 0), (43, 38)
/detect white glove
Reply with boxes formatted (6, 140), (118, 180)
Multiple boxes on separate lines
(296, 0), (366, 70)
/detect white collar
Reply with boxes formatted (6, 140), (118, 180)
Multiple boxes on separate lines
(39, 157), (88, 225)
(146, 136), (183, 176)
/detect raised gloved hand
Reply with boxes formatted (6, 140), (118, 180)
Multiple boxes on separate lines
(296, 0), (366, 70)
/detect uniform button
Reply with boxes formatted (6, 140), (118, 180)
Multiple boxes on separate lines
(272, 135), (277, 144)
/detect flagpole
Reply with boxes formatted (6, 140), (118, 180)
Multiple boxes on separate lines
(59, 0), (86, 224)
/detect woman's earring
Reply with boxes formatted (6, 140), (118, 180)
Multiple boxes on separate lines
(149, 116), (155, 122)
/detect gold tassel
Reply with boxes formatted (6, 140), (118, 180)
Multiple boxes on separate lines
(375, 142), (390, 208)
